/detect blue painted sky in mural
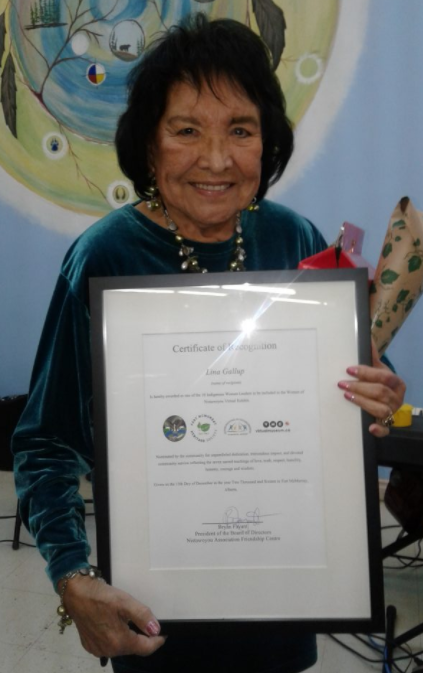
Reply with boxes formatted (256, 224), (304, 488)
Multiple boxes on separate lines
(9, 0), (212, 143)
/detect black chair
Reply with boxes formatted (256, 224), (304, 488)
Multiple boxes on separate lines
(0, 394), (27, 549)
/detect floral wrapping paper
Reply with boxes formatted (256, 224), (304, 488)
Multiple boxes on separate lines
(370, 196), (423, 355)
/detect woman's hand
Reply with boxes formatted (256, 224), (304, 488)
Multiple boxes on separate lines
(338, 341), (406, 437)
(61, 575), (166, 659)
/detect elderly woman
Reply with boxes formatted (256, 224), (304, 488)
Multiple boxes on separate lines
(13, 13), (405, 673)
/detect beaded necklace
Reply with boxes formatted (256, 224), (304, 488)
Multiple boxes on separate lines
(163, 207), (246, 273)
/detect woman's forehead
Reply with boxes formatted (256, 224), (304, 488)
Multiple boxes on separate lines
(163, 77), (259, 117)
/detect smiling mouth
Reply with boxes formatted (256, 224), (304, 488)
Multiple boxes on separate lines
(192, 183), (232, 192)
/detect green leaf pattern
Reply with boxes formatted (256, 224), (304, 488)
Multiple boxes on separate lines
(381, 269), (399, 285)
(370, 199), (423, 354)
(408, 255), (422, 273)
(396, 289), (409, 303)
(382, 243), (392, 258)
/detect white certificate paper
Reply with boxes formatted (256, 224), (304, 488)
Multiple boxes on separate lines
(143, 329), (326, 569)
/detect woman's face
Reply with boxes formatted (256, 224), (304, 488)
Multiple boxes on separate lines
(149, 77), (263, 240)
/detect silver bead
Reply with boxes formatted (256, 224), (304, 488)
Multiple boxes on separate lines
(181, 245), (194, 255)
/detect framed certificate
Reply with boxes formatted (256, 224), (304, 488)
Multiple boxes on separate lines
(90, 268), (384, 634)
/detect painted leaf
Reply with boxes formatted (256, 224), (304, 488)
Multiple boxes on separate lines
(380, 269), (399, 285)
(1, 54), (17, 138)
(382, 243), (392, 258)
(395, 236), (402, 242)
(392, 219), (406, 229)
(405, 299), (414, 313)
(392, 304), (398, 312)
(252, 0), (286, 69)
(369, 281), (377, 294)
(391, 328), (399, 339)
(408, 255), (422, 273)
(396, 289), (409, 303)
(375, 319), (383, 328)
(414, 238), (421, 247)
(0, 13), (6, 70)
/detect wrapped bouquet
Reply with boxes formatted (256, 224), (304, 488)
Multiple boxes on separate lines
(299, 197), (423, 357)
(370, 197), (423, 355)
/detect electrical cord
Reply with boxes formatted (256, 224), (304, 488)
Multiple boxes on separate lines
(384, 647), (392, 673)
(384, 539), (423, 570)
(329, 635), (386, 664)
(368, 634), (417, 670)
(329, 634), (422, 672)
(0, 539), (35, 547)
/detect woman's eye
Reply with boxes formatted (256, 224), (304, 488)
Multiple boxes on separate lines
(178, 128), (195, 136)
(233, 127), (250, 138)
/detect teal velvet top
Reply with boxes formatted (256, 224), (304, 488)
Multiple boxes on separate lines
(12, 200), (326, 671)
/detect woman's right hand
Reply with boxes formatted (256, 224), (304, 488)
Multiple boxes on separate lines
(61, 575), (166, 658)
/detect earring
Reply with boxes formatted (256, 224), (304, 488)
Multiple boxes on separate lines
(246, 196), (259, 212)
(145, 176), (161, 212)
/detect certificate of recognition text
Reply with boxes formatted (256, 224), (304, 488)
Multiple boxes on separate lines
(143, 329), (326, 571)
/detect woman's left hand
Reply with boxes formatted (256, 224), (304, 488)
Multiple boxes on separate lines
(338, 341), (406, 437)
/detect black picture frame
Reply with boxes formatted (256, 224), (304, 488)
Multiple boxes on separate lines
(90, 268), (384, 636)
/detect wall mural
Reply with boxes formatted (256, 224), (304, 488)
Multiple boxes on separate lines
(0, 0), (369, 234)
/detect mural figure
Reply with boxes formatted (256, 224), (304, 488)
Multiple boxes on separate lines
(0, 0), (368, 232)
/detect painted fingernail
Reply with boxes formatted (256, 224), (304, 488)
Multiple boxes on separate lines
(346, 366), (359, 376)
(344, 392), (355, 402)
(337, 381), (350, 390)
(146, 620), (161, 636)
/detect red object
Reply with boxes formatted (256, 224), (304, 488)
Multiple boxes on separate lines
(298, 222), (375, 282)
(298, 248), (375, 279)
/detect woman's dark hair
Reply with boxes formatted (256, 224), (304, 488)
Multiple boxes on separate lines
(116, 13), (294, 201)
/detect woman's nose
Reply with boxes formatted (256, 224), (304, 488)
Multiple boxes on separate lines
(197, 136), (232, 172)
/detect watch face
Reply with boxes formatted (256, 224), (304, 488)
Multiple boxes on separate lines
(0, 1), (367, 232)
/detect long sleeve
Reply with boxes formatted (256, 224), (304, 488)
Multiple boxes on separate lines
(13, 272), (94, 587)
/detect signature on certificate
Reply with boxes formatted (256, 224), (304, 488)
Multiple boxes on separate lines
(201, 507), (280, 526)
(223, 506), (264, 524)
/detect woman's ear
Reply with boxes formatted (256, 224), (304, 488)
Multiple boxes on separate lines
(147, 143), (156, 176)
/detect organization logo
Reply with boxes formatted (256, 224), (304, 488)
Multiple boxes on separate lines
(190, 414), (217, 443)
(224, 419), (251, 436)
(163, 415), (187, 442)
(263, 421), (284, 428)
(257, 420), (290, 433)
